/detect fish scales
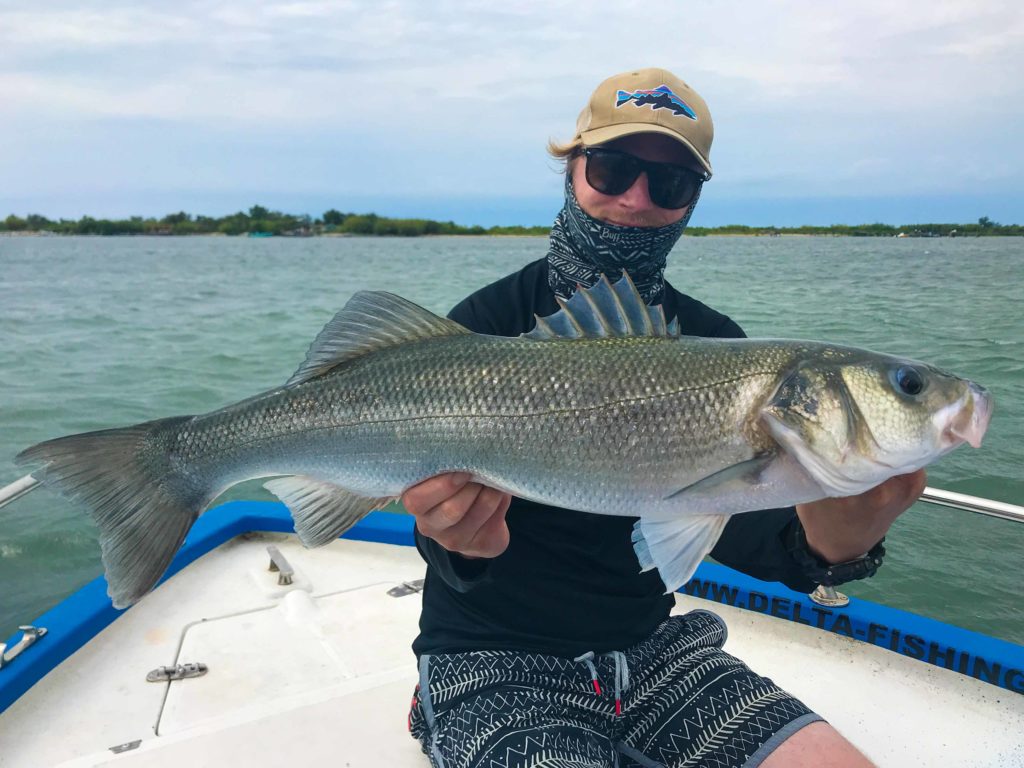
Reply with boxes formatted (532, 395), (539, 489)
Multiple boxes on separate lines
(168, 334), (795, 514)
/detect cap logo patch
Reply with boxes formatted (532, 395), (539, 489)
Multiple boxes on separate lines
(615, 85), (697, 120)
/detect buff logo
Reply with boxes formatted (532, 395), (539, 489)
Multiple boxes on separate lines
(615, 85), (698, 120)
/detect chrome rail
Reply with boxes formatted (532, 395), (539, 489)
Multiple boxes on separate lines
(918, 487), (1024, 524)
(0, 474), (39, 511)
(1, 471), (1022, 523)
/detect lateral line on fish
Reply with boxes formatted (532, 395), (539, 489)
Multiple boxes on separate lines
(175, 373), (781, 462)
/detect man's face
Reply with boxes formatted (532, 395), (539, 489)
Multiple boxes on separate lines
(570, 133), (703, 228)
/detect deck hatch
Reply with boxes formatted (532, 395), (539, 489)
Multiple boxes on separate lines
(157, 582), (422, 735)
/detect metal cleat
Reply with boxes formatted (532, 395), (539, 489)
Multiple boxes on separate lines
(266, 544), (294, 585)
(0, 625), (47, 671)
(388, 579), (425, 597)
(809, 585), (850, 608)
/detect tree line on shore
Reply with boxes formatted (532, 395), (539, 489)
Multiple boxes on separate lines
(1, 207), (1019, 238)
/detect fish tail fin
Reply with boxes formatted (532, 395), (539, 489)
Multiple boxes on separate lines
(16, 415), (207, 608)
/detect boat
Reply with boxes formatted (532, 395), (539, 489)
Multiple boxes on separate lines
(1, 484), (1022, 767)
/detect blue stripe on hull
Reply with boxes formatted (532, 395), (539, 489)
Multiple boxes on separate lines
(2, 501), (1021, 714)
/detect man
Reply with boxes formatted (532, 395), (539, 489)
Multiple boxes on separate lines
(404, 68), (925, 767)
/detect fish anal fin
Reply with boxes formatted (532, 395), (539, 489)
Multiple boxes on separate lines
(631, 514), (730, 593)
(287, 292), (470, 387)
(264, 476), (391, 547)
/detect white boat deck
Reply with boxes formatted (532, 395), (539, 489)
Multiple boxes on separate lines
(1, 532), (1022, 767)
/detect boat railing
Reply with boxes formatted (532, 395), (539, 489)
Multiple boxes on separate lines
(0, 475), (39, 511)
(918, 487), (1024, 523)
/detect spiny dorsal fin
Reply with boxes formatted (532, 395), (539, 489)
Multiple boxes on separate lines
(287, 291), (470, 387)
(523, 273), (679, 341)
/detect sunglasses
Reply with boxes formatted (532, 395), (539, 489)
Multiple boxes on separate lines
(582, 147), (708, 210)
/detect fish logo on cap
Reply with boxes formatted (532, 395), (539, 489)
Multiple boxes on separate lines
(615, 85), (698, 120)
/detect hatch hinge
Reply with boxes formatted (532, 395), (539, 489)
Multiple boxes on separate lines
(388, 579), (425, 597)
(109, 740), (142, 754)
(0, 625), (47, 670)
(146, 662), (209, 683)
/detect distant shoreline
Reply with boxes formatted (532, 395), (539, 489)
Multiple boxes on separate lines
(2, 208), (1019, 238)
(6, 231), (1022, 238)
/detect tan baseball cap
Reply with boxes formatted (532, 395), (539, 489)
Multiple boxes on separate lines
(574, 68), (714, 177)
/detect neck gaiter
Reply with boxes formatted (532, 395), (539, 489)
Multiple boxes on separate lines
(546, 172), (701, 304)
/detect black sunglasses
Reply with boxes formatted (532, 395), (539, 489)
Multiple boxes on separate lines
(582, 147), (708, 210)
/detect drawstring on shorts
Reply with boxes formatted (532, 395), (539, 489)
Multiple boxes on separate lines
(574, 651), (602, 695)
(608, 650), (629, 716)
(574, 649), (630, 716)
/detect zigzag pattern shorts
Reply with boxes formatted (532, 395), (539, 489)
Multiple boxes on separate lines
(409, 610), (822, 768)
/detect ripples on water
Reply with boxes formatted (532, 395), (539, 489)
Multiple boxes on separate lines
(1, 235), (1022, 644)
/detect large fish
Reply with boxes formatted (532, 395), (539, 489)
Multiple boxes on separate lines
(16, 276), (991, 608)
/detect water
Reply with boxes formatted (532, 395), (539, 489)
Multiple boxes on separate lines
(1, 235), (1022, 645)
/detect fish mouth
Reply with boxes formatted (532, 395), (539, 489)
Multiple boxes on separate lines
(943, 383), (992, 449)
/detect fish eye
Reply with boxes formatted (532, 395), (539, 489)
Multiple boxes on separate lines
(891, 365), (926, 397)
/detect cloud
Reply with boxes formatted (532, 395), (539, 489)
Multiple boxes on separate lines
(0, 0), (1021, 216)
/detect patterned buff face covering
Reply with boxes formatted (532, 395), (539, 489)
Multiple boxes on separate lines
(546, 172), (701, 304)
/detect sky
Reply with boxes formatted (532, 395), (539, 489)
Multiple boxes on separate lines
(1, 0), (1022, 227)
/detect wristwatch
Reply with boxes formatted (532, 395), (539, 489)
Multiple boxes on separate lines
(785, 519), (886, 587)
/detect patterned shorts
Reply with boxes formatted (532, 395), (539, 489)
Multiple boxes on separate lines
(409, 610), (822, 768)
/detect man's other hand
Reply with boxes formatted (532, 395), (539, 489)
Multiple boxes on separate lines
(796, 469), (927, 564)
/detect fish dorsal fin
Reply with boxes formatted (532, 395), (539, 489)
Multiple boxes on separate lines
(287, 291), (470, 387)
(523, 273), (679, 340)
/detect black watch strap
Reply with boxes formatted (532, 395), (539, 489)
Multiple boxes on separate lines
(785, 520), (886, 587)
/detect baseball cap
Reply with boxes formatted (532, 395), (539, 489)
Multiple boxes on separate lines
(574, 68), (714, 177)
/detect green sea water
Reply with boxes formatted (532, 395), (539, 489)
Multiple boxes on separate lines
(1, 235), (1022, 645)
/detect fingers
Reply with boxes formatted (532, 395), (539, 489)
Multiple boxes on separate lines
(402, 473), (472, 517)
(458, 489), (512, 558)
(903, 468), (928, 499)
(475, 492), (512, 548)
(420, 479), (487, 533)
(402, 474), (512, 558)
(873, 469), (927, 511)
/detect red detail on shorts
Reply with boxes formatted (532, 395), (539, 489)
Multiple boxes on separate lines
(408, 684), (420, 732)
(592, 679), (602, 695)
(615, 698), (622, 716)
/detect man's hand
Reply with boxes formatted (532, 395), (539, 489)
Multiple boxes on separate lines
(402, 473), (512, 559)
(796, 469), (927, 564)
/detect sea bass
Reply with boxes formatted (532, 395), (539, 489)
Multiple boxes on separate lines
(16, 276), (991, 608)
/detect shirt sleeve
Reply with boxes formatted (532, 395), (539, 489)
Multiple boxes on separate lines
(710, 512), (817, 593)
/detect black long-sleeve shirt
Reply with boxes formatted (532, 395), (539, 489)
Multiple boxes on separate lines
(412, 258), (817, 659)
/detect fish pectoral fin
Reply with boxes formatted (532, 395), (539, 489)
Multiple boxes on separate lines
(631, 514), (730, 594)
(665, 456), (773, 501)
(264, 476), (392, 547)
